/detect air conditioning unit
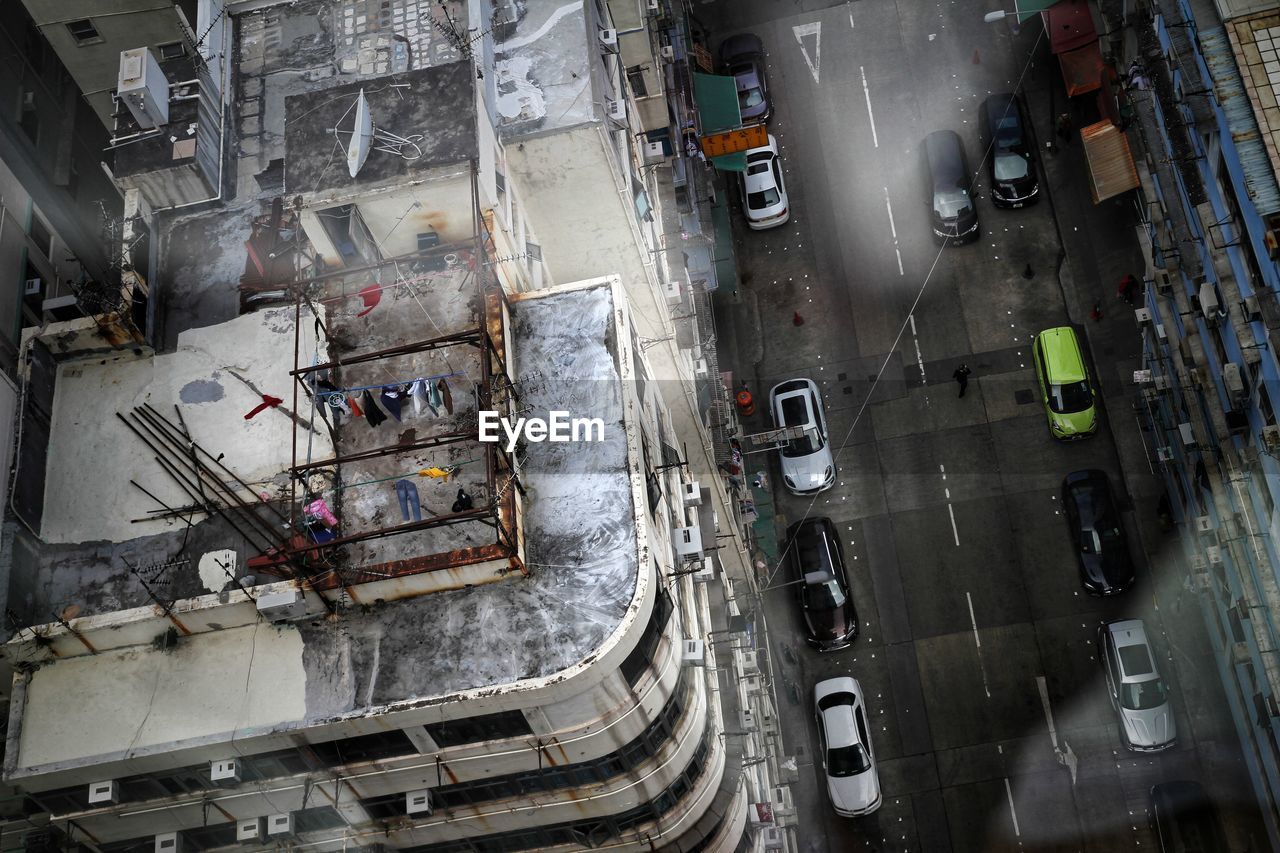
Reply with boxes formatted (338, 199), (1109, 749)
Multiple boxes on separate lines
(235, 819), (264, 842)
(736, 648), (761, 674)
(606, 99), (626, 121)
(692, 557), (715, 582)
(154, 834), (181, 853)
(761, 825), (785, 850)
(694, 357), (709, 376)
(87, 781), (118, 805)
(1178, 422), (1196, 446)
(1207, 544), (1224, 565)
(1134, 307), (1152, 325)
(1223, 362), (1246, 402)
(266, 813), (294, 837)
(1244, 294), (1263, 320)
(773, 784), (796, 817)
(1154, 268), (1175, 294)
(739, 707), (756, 730)
(1155, 322), (1168, 341)
(23, 277), (42, 297)
(681, 481), (702, 507)
(210, 758), (240, 783)
(256, 589), (308, 622)
(663, 276), (682, 306)
(642, 140), (666, 163)
(598, 28), (618, 46)
(681, 638), (705, 665)
(660, 44), (675, 60)
(1195, 515), (1214, 534)
(406, 789), (433, 815)
(1133, 369), (1153, 385)
(1263, 424), (1280, 453)
(673, 525), (702, 556)
(1199, 281), (1222, 320)
(648, 0), (661, 11)
(117, 47), (170, 129)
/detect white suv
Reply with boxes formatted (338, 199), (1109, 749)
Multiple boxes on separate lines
(1098, 619), (1176, 751)
(768, 378), (835, 494)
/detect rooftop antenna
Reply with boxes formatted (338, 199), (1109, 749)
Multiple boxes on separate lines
(334, 89), (424, 178)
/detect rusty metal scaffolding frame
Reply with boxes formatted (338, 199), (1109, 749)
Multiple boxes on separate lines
(278, 226), (526, 587)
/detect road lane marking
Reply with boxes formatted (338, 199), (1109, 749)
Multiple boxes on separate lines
(967, 591), (992, 698)
(860, 66), (878, 147)
(1004, 778), (1022, 836)
(895, 247), (904, 275)
(883, 187), (897, 239)
(948, 503), (960, 546)
(1036, 675), (1059, 749)
(793, 23), (821, 84)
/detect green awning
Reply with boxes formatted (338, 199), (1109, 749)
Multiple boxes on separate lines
(1014, 0), (1061, 22)
(692, 72), (746, 172)
(710, 195), (738, 296)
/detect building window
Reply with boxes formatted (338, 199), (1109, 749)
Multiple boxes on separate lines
(495, 170), (506, 195)
(632, 175), (654, 223)
(308, 728), (419, 766)
(620, 588), (673, 686)
(157, 41), (187, 60)
(65, 19), (102, 46)
(626, 65), (649, 98)
(426, 709), (533, 748)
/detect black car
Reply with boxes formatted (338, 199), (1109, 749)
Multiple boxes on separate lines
(786, 517), (858, 651)
(1148, 781), (1229, 852)
(923, 130), (979, 243)
(719, 33), (771, 124)
(1062, 470), (1135, 595)
(979, 94), (1039, 208)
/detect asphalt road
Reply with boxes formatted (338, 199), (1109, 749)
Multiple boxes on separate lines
(700, 0), (1267, 850)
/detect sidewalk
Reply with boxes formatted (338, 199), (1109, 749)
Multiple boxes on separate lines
(1029, 37), (1266, 848)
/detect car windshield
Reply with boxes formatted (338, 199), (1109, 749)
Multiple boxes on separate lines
(1121, 678), (1168, 711)
(738, 86), (764, 109)
(995, 115), (1022, 147)
(801, 577), (846, 610)
(748, 186), (781, 210)
(783, 427), (823, 458)
(994, 152), (1029, 181)
(1049, 380), (1092, 413)
(829, 743), (872, 776)
(934, 188), (972, 219)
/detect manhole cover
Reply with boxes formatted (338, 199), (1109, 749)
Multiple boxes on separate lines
(1015, 389), (1035, 405)
(837, 372), (848, 381)
(843, 386), (853, 394)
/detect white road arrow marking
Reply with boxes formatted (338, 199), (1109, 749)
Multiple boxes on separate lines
(793, 22), (821, 84)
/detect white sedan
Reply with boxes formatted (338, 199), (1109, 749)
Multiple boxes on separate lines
(769, 378), (835, 494)
(814, 677), (882, 816)
(738, 134), (789, 229)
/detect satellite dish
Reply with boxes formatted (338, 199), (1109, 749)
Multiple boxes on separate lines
(347, 89), (374, 178)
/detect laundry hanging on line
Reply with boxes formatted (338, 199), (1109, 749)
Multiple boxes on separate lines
(362, 390), (388, 427)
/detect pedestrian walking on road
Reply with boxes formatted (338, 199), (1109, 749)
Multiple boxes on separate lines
(1118, 273), (1139, 305)
(1090, 301), (1104, 322)
(953, 364), (972, 398)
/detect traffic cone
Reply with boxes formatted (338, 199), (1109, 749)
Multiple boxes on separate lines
(793, 311), (805, 326)
(972, 49), (981, 65)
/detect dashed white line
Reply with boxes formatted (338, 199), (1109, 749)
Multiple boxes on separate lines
(884, 186), (904, 275)
(967, 591), (992, 699)
(860, 66), (878, 148)
(910, 315), (925, 381)
(894, 247), (904, 275)
(948, 503), (960, 546)
(883, 187), (897, 239)
(1004, 778), (1022, 837)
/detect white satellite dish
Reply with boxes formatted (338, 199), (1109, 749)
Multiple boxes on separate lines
(332, 87), (424, 179)
(347, 89), (374, 178)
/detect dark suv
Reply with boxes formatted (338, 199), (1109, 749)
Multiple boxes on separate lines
(786, 517), (858, 651)
(923, 130), (979, 243)
(979, 94), (1039, 208)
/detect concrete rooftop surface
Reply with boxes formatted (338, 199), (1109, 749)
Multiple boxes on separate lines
(494, 0), (596, 136)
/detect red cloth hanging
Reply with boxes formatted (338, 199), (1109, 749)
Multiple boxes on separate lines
(356, 283), (383, 318)
(244, 394), (284, 419)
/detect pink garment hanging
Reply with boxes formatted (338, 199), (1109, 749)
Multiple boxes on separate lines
(304, 499), (339, 528)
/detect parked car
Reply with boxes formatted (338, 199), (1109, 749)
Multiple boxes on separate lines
(1032, 326), (1098, 439)
(1149, 781), (1229, 852)
(923, 130), (979, 243)
(739, 135), (790, 229)
(719, 33), (771, 123)
(1098, 619), (1177, 751)
(786, 517), (858, 651)
(814, 677), (881, 816)
(769, 378), (834, 493)
(979, 94), (1039, 208)
(1062, 470), (1135, 595)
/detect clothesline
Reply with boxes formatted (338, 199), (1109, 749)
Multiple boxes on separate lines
(315, 370), (466, 397)
(328, 457), (483, 493)
(312, 264), (470, 304)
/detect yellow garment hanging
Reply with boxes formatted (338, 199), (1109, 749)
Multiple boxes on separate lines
(418, 466), (457, 482)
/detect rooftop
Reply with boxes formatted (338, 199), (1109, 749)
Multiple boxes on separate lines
(5, 278), (644, 778)
(493, 0), (598, 136)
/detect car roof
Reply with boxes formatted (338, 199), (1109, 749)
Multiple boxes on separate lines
(983, 94), (1017, 126)
(924, 130), (965, 182)
(1037, 327), (1087, 382)
(720, 32), (764, 60)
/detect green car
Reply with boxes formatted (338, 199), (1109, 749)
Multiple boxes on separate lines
(1032, 326), (1097, 440)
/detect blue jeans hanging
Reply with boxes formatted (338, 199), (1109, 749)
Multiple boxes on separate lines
(395, 479), (422, 522)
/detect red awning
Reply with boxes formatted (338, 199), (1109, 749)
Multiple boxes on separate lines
(1059, 42), (1105, 96)
(1046, 0), (1098, 54)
